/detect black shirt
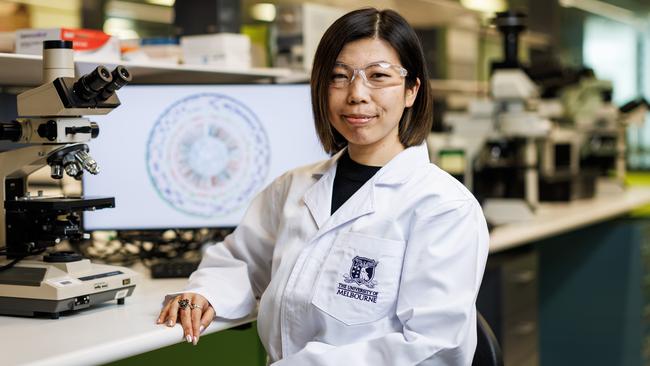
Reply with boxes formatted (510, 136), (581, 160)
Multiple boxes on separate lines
(331, 151), (382, 214)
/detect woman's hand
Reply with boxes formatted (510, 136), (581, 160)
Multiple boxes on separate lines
(157, 293), (215, 345)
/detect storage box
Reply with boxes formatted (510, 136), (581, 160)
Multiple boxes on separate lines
(140, 37), (182, 65)
(274, 3), (345, 70)
(180, 33), (251, 68)
(15, 28), (121, 61)
(0, 32), (15, 52)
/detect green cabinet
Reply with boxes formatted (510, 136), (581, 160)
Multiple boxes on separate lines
(105, 323), (266, 366)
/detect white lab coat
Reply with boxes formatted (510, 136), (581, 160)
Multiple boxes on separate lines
(175, 143), (489, 365)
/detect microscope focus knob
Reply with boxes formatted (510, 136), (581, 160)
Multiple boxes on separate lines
(43, 251), (83, 263)
(37, 120), (58, 141)
(0, 121), (22, 141)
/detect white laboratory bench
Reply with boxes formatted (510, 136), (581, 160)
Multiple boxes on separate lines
(3, 186), (650, 365)
(489, 186), (650, 253)
(1, 271), (255, 366)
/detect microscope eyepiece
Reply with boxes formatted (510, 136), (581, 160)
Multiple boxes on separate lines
(98, 66), (132, 100)
(73, 65), (113, 101)
(117, 66), (131, 80)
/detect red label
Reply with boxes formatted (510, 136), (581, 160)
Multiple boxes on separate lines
(59, 28), (111, 50)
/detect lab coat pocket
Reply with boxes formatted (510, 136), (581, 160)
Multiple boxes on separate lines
(311, 231), (405, 326)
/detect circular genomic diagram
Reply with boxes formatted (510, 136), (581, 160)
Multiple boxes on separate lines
(146, 93), (271, 218)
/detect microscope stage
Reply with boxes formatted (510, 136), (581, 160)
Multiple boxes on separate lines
(4, 196), (115, 212)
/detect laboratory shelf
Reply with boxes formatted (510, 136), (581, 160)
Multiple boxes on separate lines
(0, 52), (293, 86)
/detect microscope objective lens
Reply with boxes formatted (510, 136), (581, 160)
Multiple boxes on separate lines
(74, 150), (99, 174)
(50, 164), (63, 179)
(64, 161), (82, 178)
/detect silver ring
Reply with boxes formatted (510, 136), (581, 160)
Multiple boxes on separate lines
(191, 303), (203, 310)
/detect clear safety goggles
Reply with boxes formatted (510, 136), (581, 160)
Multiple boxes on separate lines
(329, 61), (408, 89)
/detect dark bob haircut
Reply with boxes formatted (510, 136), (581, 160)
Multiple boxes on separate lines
(311, 8), (433, 154)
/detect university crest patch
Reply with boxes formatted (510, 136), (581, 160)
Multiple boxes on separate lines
(343, 256), (378, 288)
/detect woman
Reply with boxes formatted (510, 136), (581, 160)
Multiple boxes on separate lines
(158, 8), (489, 365)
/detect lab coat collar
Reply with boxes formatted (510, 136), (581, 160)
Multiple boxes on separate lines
(373, 142), (431, 186)
(303, 143), (430, 231)
(309, 142), (430, 182)
(304, 149), (345, 229)
(309, 148), (345, 180)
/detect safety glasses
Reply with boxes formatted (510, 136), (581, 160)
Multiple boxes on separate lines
(329, 61), (408, 89)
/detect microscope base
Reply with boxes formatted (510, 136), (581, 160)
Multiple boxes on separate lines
(0, 285), (135, 318)
(0, 258), (138, 318)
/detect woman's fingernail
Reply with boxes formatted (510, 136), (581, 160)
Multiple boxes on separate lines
(186, 335), (192, 343)
(193, 336), (198, 345)
(167, 320), (174, 327)
(199, 325), (205, 333)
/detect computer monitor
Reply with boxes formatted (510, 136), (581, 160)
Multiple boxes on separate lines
(82, 84), (329, 231)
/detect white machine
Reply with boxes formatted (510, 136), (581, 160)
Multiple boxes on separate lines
(483, 66), (552, 220)
(430, 10), (649, 227)
(0, 40), (138, 318)
(429, 10), (551, 225)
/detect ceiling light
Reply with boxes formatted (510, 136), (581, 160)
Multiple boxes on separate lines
(250, 3), (277, 22)
(145, 0), (175, 6)
(460, 0), (508, 13)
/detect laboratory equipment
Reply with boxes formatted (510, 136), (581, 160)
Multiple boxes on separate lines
(0, 40), (138, 318)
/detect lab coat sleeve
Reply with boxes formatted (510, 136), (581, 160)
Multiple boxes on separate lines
(273, 198), (489, 366)
(164, 181), (280, 319)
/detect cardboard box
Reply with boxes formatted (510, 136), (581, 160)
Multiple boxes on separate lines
(180, 33), (251, 68)
(15, 28), (121, 61)
(0, 32), (15, 52)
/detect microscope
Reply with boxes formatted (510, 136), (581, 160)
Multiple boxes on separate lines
(0, 40), (138, 318)
(430, 11), (551, 225)
(475, 10), (551, 218)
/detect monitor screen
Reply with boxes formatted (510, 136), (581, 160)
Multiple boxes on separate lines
(83, 84), (328, 230)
